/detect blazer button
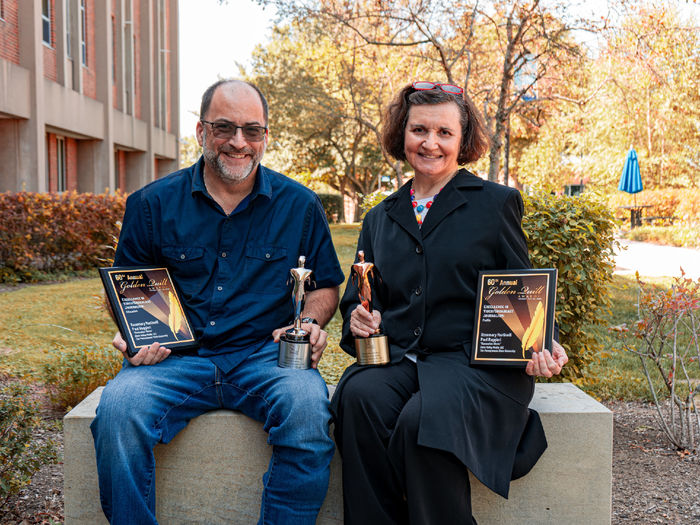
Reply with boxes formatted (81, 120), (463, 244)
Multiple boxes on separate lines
(414, 327), (422, 337)
(415, 286), (422, 296)
(415, 245), (423, 254)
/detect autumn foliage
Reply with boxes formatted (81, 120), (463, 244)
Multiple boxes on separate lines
(617, 273), (700, 451)
(605, 188), (700, 225)
(0, 192), (126, 283)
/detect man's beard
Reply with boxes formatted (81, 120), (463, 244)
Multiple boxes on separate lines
(203, 145), (262, 184)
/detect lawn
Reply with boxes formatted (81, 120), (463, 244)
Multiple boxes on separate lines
(0, 224), (692, 399)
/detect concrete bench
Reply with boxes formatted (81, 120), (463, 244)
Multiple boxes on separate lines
(64, 383), (612, 524)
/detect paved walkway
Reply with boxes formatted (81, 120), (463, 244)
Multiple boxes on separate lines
(614, 239), (700, 279)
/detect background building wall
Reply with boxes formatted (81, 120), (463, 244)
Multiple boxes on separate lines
(0, 0), (179, 194)
(0, 0), (21, 64)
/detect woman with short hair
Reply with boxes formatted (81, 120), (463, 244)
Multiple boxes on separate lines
(331, 82), (568, 525)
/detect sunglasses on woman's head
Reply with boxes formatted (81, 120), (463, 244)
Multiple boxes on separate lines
(412, 81), (464, 96)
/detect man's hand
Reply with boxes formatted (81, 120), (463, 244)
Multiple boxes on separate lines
(272, 322), (328, 369)
(525, 339), (568, 377)
(112, 331), (171, 366)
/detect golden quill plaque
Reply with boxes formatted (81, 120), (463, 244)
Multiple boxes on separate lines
(100, 266), (198, 357)
(471, 269), (557, 367)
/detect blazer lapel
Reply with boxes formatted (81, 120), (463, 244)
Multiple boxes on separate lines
(385, 182), (422, 244)
(420, 169), (484, 238)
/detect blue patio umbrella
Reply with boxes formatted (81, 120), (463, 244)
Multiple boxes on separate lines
(618, 148), (643, 205)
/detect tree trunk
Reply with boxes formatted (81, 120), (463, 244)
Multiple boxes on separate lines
(488, 119), (505, 182)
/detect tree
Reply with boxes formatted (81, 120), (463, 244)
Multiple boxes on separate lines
(261, 0), (589, 183)
(246, 18), (429, 217)
(593, 3), (700, 188)
(179, 135), (202, 169)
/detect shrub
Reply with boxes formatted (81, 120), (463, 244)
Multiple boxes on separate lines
(522, 192), (618, 382)
(317, 193), (343, 223)
(627, 224), (700, 249)
(0, 382), (58, 508)
(0, 191), (126, 283)
(42, 343), (122, 410)
(615, 273), (700, 451)
(359, 190), (390, 220)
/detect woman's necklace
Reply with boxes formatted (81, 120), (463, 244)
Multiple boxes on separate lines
(410, 185), (443, 227)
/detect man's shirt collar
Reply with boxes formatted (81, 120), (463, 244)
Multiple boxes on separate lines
(191, 156), (272, 202)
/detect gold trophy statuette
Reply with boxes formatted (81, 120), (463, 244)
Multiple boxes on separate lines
(278, 256), (314, 369)
(352, 250), (390, 366)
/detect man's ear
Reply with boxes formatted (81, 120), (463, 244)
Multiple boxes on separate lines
(196, 121), (204, 147)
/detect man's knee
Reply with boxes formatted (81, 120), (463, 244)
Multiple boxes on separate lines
(92, 369), (158, 439)
(273, 372), (330, 422)
(265, 371), (333, 453)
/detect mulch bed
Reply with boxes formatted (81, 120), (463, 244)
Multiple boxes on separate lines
(1, 398), (698, 524)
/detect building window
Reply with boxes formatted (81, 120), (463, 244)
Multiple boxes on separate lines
(66, 0), (72, 58)
(1, 0), (5, 21)
(56, 137), (66, 192)
(112, 15), (117, 83)
(42, 0), (52, 45)
(80, 0), (87, 66)
(157, 0), (168, 129)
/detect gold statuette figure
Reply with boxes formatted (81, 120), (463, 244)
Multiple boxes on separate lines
(352, 251), (389, 365)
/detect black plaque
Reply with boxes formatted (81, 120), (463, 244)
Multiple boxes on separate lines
(471, 269), (557, 367)
(100, 266), (198, 357)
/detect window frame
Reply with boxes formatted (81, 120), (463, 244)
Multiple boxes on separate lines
(56, 136), (66, 193)
(80, 0), (87, 66)
(42, 0), (52, 46)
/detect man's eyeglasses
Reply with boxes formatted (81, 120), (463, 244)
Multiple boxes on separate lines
(200, 120), (268, 142)
(412, 81), (464, 96)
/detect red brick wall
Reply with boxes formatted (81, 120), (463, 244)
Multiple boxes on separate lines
(133, 0), (141, 120)
(116, 149), (126, 191)
(47, 133), (57, 192)
(0, 0), (20, 64)
(66, 137), (78, 191)
(43, 0), (57, 81)
(81, 0), (96, 99)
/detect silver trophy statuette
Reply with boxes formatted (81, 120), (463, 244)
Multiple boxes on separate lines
(278, 256), (314, 369)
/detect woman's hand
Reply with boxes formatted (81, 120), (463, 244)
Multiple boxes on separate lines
(525, 340), (568, 377)
(349, 305), (381, 338)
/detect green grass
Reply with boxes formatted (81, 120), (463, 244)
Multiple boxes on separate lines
(0, 277), (116, 378)
(318, 224), (360, 384)
(1, 225), (695, 399)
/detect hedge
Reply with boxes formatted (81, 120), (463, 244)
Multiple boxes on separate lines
(522, 192), (618, 382)
(0, 191), (126, 283)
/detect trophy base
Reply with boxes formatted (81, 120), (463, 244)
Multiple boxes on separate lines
(278, 333), (312, 369)
(355, 333), (390, 366)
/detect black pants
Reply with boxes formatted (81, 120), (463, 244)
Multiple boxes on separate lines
(334, 359), (477, 525)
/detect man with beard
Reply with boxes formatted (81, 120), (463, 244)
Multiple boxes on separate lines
(91, 79), (344, 525)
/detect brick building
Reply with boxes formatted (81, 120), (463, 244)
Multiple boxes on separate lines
(0, 0), (179, 193)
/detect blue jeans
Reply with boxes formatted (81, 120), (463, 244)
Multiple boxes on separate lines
(90, 342), (334, 525)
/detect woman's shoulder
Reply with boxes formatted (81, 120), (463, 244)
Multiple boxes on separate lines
(456, 169), (522, 206)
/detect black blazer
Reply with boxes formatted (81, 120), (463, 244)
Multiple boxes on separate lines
(332, 169), (547, 498)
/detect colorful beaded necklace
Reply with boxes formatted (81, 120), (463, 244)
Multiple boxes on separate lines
(410, 185), (442, 227)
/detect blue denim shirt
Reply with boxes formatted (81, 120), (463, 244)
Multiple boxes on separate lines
(114, 156), (344, 373)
